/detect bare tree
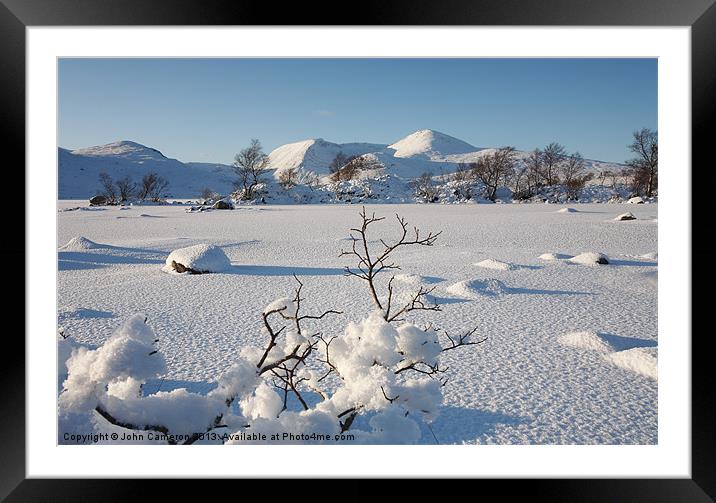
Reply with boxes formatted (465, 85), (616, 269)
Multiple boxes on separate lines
(330, 155), (379, 182)
(200, 187), (217, 201)
(560, 152), (594, 200)
(98, 172), (118, 204)
(232, 139), (270, 200)
(611, 170), (624, 189)
(139, 173), (155, 200)
(278, 167), (299, 189)
(537, 142), (566, 186)
(139, 172), (169, 202)
(329, 152), (351, 182)
(524, 149), (544, 190)
(470, 147), (517, 201)
(451, 163), (473, 182)
(299, 171), (319, 190)
(559, 152), (584, 185)
(563, 172), (594, 200)
(625, 128), (658, 197)
(450, 163), (474, 200)
(409, 172), (439, 202)
(510, 164), (531, 199)
(115, 175), (137, 202)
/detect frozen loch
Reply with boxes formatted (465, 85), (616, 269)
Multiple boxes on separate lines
(57, 202), (658, 444)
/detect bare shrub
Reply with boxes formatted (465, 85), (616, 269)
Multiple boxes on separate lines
(59, 209), (484, 444)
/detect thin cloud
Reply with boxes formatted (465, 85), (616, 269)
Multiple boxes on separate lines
(313, 109), (336, 117)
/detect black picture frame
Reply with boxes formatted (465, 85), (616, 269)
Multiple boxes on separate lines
(4, 0), (711, 499)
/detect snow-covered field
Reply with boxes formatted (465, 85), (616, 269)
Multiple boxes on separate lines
(57, 201), (657, 444)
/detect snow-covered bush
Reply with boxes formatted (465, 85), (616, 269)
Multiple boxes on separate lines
(59, 209), (483, 444)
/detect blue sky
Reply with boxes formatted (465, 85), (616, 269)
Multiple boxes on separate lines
(59, 58), (656, 163)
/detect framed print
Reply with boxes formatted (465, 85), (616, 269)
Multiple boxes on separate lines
(4, 0), (712, 499)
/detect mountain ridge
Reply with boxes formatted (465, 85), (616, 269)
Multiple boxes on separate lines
(58, 130), (625, 199)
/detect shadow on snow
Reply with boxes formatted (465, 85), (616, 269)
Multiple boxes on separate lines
(598, 332), (657, 351)
(226, 264), (344, 276)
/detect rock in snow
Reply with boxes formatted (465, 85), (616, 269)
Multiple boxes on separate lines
(89, 195), (108, 206)
(568, 252), (610, 265)
(557, 207), (578, 213)
(163, 244), (231, 274)
(212, 199), (233, 210)
(614, 212), (637, 221)
(627, 196), (645, 204)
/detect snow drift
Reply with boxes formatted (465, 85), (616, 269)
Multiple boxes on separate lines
(558, 331), (614, 353)
(605, 347), (657, 380)
(474, 258), (513, 271)
(568, 252), (610, 266)
(60, 236), (103, 251)
(446, 278), (508, 298)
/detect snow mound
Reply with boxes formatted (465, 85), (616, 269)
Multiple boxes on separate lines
(538, 252), (570, 261)
(474, 258), (513, 271)
(388, 129), (478, 159)
(446, 278), (507, 298)
(627, 196), (644, 204)
(393, 273), (430, 285)
(557, 207), (578, 213)
(558, 331), (613, 353)
(640, 252), (658, 260)
(60, 236), (103, 251)
(568, 252), (609, 266)
(162, 244), (231, 274)
(614, 212), (636, 221)
(605, 347), (657, 380)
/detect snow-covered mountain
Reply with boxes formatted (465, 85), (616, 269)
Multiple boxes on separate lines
(58, 131), (624, 199)
(59, 141), (236, 199)
(267, 129), (621, 181)
(268, 138), (386, 178)
(388, 129), (482, 160)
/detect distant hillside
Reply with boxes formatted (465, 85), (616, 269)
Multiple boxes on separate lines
(59, 141), (236, 199)
(58, 131), (625, 200)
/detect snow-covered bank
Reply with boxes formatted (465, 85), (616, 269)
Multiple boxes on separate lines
(60, 130), (635, 203)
